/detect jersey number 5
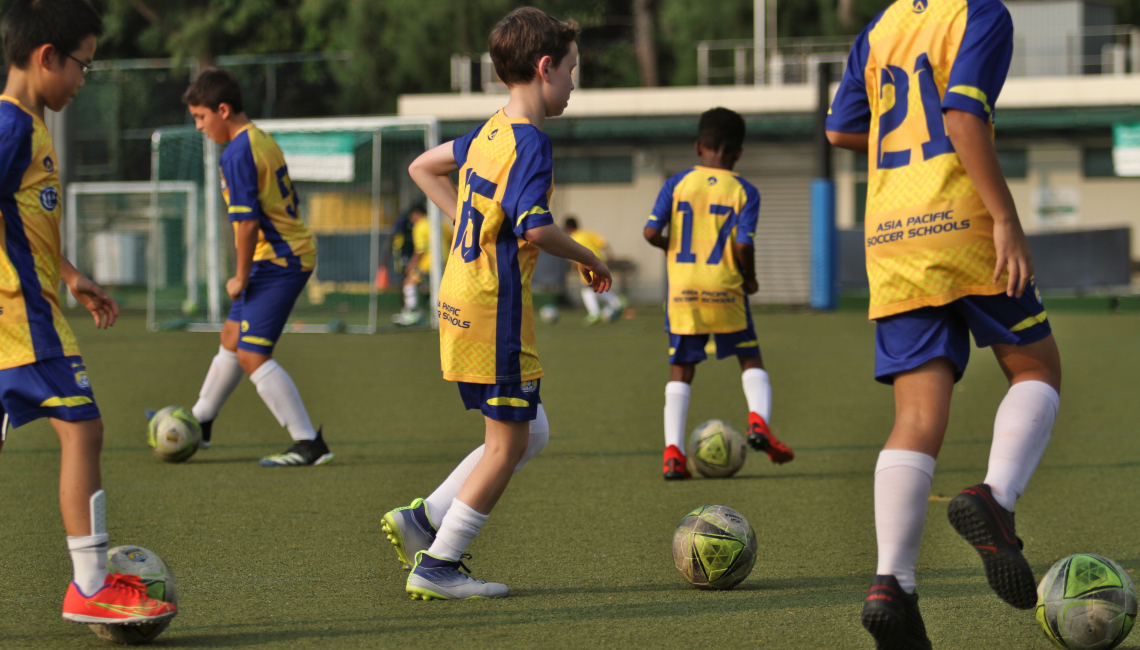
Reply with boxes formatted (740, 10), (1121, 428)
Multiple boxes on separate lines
(454, 168), (498, 263)
(275, 166), (300, 219)
(675, 201), (738, 265)
(877, 53), (955, 170)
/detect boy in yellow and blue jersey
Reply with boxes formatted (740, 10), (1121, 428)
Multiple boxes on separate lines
(0, 0), (176, 626)
(383, 7), (611, 600)
(564, 216), (625, 324)
(644, 108), (794, 481)
(827, 0), (1062, 644)
(393, 203), (453, 326)
(179, 69), (331, 468)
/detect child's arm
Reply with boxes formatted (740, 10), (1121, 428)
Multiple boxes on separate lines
(61, 259), (119, 329)
(524, 225), (612, 293)
(945, 109), (1031, 298)
(227, 220), (258, 300)
(644, 225), (668, 251)
(408, 143), (460, 223)
(733, 242), (759, 295)
(825, 131), (869, 152)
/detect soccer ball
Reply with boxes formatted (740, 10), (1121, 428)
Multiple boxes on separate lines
(539, 304), (560, 324)
(686, 419), (747, 478)
(672, 505), (757, 590)
(147, 406), (201, 463)
(1036, 554), (1138, 650)
(89, 546), (178, 645)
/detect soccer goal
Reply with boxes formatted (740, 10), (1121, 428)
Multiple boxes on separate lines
(148, 116), (444, 333)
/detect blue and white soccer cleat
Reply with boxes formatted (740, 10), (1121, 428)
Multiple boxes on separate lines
(406, 551), (509, 600)
(381, 498), (437, 570)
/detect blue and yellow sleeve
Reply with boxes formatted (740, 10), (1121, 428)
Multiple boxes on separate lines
(824, 20), (877, 133)
(646, 170), (686, 230)
(452, 122), (484, 169)
(502, 128), (555, 238)
(221, 135), (262, 223)
(0, 105), (32, 196)
(942, 0), (1014, 122)
(734, 177), (761, 245)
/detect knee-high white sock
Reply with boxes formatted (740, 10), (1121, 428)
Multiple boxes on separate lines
(191, 346), (243, 423)
(664, 382), (691, 451)
(741, 368), (772, 422)
(250, 360), (317, 441)
(427, 499), (488, 561)
(68, 533), (109, 596)
(403, 283), (417, 309)
(581, 287), (600, 316)
(424, 405), (549, 526)
(983, 380), (1059, 512)
(875, 449), (937, 594)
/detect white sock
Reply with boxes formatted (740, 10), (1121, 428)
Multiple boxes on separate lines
(191, 346), (243, 423)
(601, 290), (622, 310)
(741, 368), (772, 422)
(427, 499), (488, 561)
(874, 449), (937, 594)
(581, 287), (600, 316)
(68, 533), (109, 596)
(983, 380), (1059, 512)
(664, 382), (691, 451)
(424, 405), (549, 526)
(250, 360), (317, 441)
(403, 283), (417, 310)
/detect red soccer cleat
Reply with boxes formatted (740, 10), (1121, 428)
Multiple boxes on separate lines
(747, 412), (795, 464)
(663, 444), (691, 480)
(62, 572), (178, 625)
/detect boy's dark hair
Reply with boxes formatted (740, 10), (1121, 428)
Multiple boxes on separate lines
(182, 68), (244, 114)
(489, 7), (578, 86)
(698, 107), (746, 153)
(1, 0), (103, 69)
(564, 216), (579, 230)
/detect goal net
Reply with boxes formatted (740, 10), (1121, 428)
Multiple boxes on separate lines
(147, 117), (443, 333)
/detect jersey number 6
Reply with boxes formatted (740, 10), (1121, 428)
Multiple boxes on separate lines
(275, 166), (300, 219)
(877, 53), (955, 170)
(454, 168), (498, 263)
(675, 201), (738, 265)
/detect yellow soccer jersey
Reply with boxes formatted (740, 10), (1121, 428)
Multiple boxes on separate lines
(412, 217), (452, 274)
(646, 166), (761, 335)
(827, 0), (1014, 319)
(438, 109), (556, 384)
(221, 125), (316, 271)
(569, 229), (608, 262)
(0, 97), (80, 370)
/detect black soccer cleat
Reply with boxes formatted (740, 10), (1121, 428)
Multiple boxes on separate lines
(861, 575), (932, 650)
(946, 483), (1037, 609)
(258, 427), (334, 467)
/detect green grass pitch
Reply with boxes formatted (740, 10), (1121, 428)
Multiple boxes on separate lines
(1, 309), (1138, 649)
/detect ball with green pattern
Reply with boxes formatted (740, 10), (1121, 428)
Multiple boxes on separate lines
(89, 546), (178, 645)
(1036, 553), (1138, 650)
(147, 406), (201, 463)
(686, 419), (747, 478)
(672, 505), (757, 590)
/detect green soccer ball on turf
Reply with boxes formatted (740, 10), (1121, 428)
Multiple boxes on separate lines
(89, 546), (178, 645)
(686, 419), (747, 478)
(1036, 553), (1138, 650)
(672, 505), (757, 590)
(147, 406), (201, 463)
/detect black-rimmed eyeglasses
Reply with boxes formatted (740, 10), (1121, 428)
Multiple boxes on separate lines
(65, 53), (91, 77)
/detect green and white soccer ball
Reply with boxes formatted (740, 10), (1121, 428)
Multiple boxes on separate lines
(147, 406), (201, 463)
(1037, 554), (1138, 650)
(539, 304), (560, 324)
(89, 546), (178, 645)
(686, 419), (747, 478)
(672, 505), (757, 590)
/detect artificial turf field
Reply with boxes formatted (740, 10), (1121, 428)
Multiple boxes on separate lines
(1, 308), (1138, 649)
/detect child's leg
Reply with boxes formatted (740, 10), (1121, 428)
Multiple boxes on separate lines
(665, 363), (695, 451)
(243, 351), (317, 442)
(53, 417), (108, 595)
(190, 321), (244, 425)
(875, 357), (953, 593)
(739, 355), (770, 421)
(983, 335), (1061, 511)
(424, 404), (549, 525)
(581, 287), (601, 317)
(427, 418), (530, 560)
(403, 276), (418, 310)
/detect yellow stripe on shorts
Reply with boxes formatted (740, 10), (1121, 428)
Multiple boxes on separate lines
(1009, 311), (1048, 333)
(241, 335), (276, 346)
(41, 396), (93, 408)
(487, 397), (530, 407)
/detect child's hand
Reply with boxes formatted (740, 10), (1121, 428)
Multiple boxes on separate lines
(68, 275), (119, 329)
(578, 259), (612, 294)
(992, 219), (1033, 297)
(226, 276), (248, 301)
(743, 278), (759, 295)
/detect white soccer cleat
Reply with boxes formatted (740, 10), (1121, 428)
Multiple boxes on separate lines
(406, 551), (508, 600)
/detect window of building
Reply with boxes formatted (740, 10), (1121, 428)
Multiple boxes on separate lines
(1083, 148), (1116, 178)
(553, 156), (633, 184)
(997, 149), (1028, 179)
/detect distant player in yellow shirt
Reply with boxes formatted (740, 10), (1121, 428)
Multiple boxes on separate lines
(393, 203), (453, 326)
(564, 216), (624, 324)
(827, 0), (1062, 644)
(645, 107), (794, 481)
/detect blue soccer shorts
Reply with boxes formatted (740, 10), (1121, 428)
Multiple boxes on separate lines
(0, 356), (100, 429)
(874, 280), (1052, 385)
(228, 262), (313, 354)
(668, 308), (760, 365)
(458, 379), (541, 422)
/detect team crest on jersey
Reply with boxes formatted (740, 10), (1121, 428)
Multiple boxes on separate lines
(241, 320), (250, 332)
(39, 186), (58, 211)
(75, 370), (90, 389)
(487, 128), (499, 141)
(520, 380), (537, 394)
(43, 156), (54, 172)
(913, 0), (927, 13)
(707, 177), (718, 186)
